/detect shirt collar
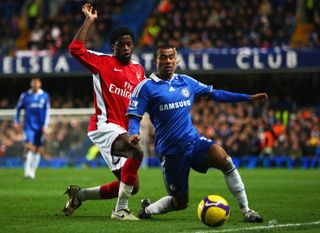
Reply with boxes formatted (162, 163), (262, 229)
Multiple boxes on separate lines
(149, 72), (178, 82)
(28, 89), (44, 94)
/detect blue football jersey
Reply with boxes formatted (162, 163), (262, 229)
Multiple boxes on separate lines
(128, 73), (250, 156)
(128, 73), (213, 155)
(15, 89), (50, 131)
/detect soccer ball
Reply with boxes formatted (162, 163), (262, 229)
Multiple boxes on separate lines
(197, 195), (230, 227)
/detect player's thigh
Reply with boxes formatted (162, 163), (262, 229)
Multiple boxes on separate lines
(205, 144), (233, 171)
(161, 153), (191, 199)
(34, 130), (44, 147)
(112, 134), (143, 161)
(191, 136), (215, 173)
(87, 125), (127, 171)
(24, 129), (37, 152)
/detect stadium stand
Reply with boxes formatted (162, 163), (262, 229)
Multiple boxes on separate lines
(0, 0), (319, 168)
(1, 97), (319, 168)
(1, 0), (319, 55)
(140, 0), (299, 49)
(0, 0), (157, 55)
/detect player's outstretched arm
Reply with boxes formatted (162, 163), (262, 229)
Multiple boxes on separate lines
(249, 93), (268, 102)
(73, 3), (98, 42)
(69, 3), (101, 74)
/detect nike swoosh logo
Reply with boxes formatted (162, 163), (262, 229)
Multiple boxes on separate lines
(113, 212), (125, 218)
(204, 201), (220, 207)
(114, 68), (123, 72)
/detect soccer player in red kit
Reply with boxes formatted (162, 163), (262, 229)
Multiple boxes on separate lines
(63, 3), (144, 220)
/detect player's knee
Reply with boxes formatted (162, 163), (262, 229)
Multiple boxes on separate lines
(172, 195), (188, 210)
(221, 156), (234, 172)
(173, 201), (188, 210)
(132, 183), (139, 195)
(215, 154), (234, 172)
(131, 147), (143, 161)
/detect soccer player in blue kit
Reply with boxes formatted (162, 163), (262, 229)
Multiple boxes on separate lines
(127, 45), (267, 222)
(15, 77), (50, 179)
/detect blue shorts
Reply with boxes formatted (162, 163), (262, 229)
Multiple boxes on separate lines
(160, 136), (215, 196)
(24, 129), (44, 147)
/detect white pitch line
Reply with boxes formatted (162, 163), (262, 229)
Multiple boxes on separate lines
(194, 220), (320, 233)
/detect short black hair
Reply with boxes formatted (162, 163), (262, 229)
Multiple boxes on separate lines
(109, 27), (135, 47)
(31, 77), (41, 81)
(153, 43), (176, 59)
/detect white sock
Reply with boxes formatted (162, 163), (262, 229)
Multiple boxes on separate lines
(78, 186), (101, 202)
(224, 166), (249, 214)
(24, 151), (33, 177)
(30, 153), (41, 179)
(145, 196), (173, 215)
(115, 182), (133, 212)
(29, 152), (40, 179)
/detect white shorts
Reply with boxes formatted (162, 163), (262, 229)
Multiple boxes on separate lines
(87, 123), (127, 171)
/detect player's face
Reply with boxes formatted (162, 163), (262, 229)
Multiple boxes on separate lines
(113, 35), (134, 64)
(155, 48), (176, 80)
(30, 79), (41, 92)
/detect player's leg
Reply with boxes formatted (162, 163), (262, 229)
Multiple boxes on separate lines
(64, 124), (140, 218)
(139, 152), (191, 218)
(205, 144), (263, 222)
(77, 169), (139, 201)
(24, 143), (35, 178)
(64, 125), (126, 216)
(23, 129), (37, 179)
(63, 157), (140, 216)
(29, 130), (43, 179)
(63, 168), (123, 216)
(111, 133), (143, 218)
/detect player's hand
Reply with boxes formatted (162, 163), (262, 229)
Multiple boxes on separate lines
(82, 3), (98, 21)
(129, 134), (140, 145)
(13, 122), (22, 131)
(249, 93), (268, 102)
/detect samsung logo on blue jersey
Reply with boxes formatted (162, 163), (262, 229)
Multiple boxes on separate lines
(30, 103), (45, 108)
(159, 100), (191, 111)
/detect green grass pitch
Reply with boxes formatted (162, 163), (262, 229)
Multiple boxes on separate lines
(0, 168), (319, 233)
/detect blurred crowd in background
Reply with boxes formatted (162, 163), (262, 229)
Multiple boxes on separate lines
(1, 0), (320, 55)
(0, 0), (126, 55)
(1, 98), (319, 165)
(0, 0), (320, 167)
(141, 0), (297, 49)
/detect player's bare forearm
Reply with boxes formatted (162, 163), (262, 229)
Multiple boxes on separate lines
(73, 3), (98, 42)
(249, 93), (268, 102)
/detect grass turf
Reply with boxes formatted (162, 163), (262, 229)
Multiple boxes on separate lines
(0, 168), (319, 233)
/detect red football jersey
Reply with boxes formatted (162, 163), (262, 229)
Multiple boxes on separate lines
(69, 40), (145, 131)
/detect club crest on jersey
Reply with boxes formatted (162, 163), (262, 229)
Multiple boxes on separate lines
(181, 88), (190, 98)
(129, 100), (139, 110)
(136, 72), (142, 80)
